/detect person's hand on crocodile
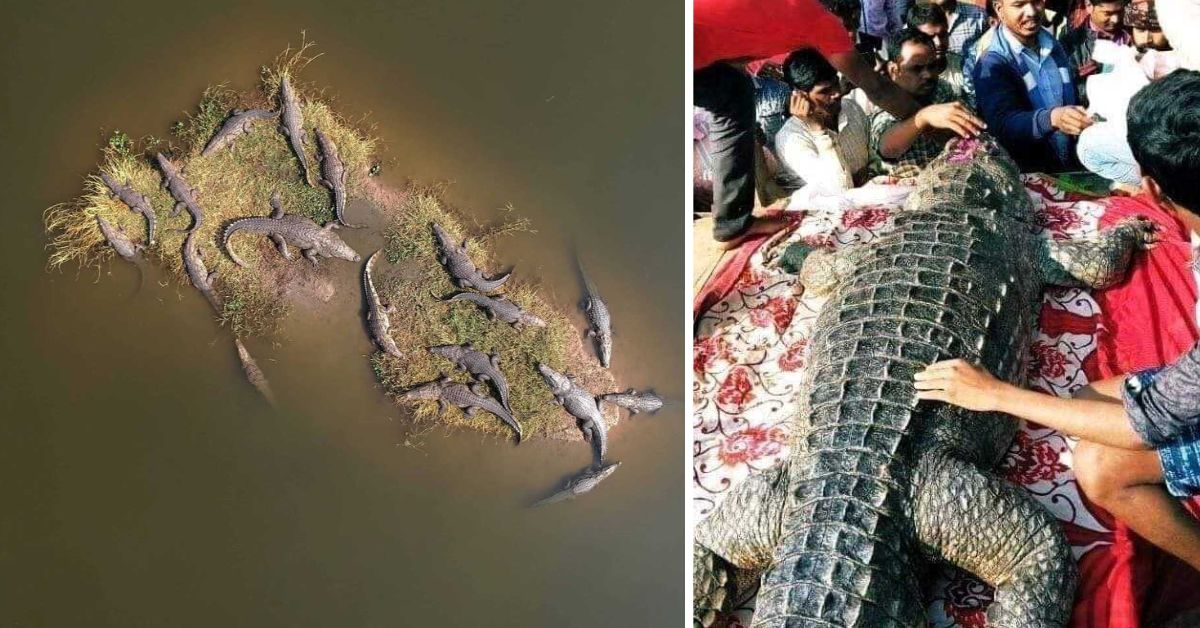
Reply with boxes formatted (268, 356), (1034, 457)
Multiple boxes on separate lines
(913, 358), (1010, 411)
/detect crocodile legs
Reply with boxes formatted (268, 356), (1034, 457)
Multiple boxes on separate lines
(695, 543), (737, 628)
(1038, 216), (1157, 289)
(270, 235), (291, 260)
(911, 449), (1077, 628)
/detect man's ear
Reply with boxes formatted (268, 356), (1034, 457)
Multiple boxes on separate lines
(1141, 175), (1165, 204)
(886, 60), (899, 80)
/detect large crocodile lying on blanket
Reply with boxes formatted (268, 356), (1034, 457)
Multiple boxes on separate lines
(693, 138), (1158, 628)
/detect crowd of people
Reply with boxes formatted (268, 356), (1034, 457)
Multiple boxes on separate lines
(695, 0), (1200, 588)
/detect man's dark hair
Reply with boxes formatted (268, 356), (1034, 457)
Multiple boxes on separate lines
(907, 2), (949, 28)
(783, 48), (840, 91)
(819, 0), (863, 29)
(887, 28), (937, 60)
(1128, 70), (1200, 214)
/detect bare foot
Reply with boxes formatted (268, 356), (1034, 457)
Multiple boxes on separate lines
(715, 215), (793, 251)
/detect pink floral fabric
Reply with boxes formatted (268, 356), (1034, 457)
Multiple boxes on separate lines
(694, 179), (1114, 627)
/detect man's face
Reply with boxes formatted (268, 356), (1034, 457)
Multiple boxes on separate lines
(888, 41), (940, 97)
(917, 22), (950, 59)
(1089, 1), (1125, 33)
(995, 0), (1045, 39)
(1132, 26), (1170, 50)
(805, 80), (844, 128)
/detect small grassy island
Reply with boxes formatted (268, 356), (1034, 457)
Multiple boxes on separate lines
(44, 44), (616, 441)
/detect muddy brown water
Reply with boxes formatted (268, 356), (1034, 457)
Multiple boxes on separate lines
(0, 2), (682, 625)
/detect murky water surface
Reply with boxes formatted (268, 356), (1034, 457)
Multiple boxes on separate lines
(0, 2), (682, 625)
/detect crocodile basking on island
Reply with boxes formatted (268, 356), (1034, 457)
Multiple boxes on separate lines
(99, 172), (157, 245)
(532, 461), (622, 507)
(431, 222), (511, 292)
(95, 215), (142, 261)
(182, 229), (221, 312)
(315, 128), (355, 226)
(278, 74), (313, 186)
(399, 376), (523, 441)
(363, 250), (403, 358)
(429, 343), (512, 411)
(445, 292), (546, 328)
(201, 108), (278, 157)
(693, 137), (1158, 628)
(154, 152), (204, 233)
(536, 363), (608, 465)
(222, 191), (360, 267)
(600, 389), (662, 415)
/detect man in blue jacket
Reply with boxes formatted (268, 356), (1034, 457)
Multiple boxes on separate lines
(972, 0), (1094, 172)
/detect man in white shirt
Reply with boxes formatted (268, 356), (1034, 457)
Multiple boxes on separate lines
(774, 48), (873, 192)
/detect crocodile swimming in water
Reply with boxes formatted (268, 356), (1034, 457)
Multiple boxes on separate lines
(278, 74), (313, 186)
(154, 152), (204, 232)
(99, 172), (157, 245)
(600, 389), (663, 415)
(363, 250), (403, 358)
(431, 222), (511, 292)
(234, 338), (275, 406)
(536, 363), (607, 465)
(201, 108), (278, 157)
(182, 229), (221, 312)
(445, 292), (546, 328)
(532, 461), (622, 507)
(577, 256), (612, 368)
(693, 137), (1158, 628)
(222, 191), (360, 267)
(399, 376), (523, 441)
(429, 343), (511, 411)
(315, 128), (355, 226)
(95, 215), (142, 261)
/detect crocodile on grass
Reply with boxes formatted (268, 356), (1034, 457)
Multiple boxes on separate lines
(315, 127), (356, 227)
(99, 172), (157, 245)
(532, 461), (621, 507)
(693, 137), (1158, 628)
(201, 108), (278, 157)
(154, 152), (204, 233)
(182, 229), (222, 312)
(428, 343), (511, 411)
(363, 250), (403, 358)
(536, 363), (608, 465)
(600, 389), (663, 415)
(445, 292), (546, 328)
(431, 222), (511, 292)
(95, 214), (142, 261)
(577, 256), (612, 368)
(222, 191), (360, 267)
(278, 75), (313, 186)
(399, 376), (523, 441)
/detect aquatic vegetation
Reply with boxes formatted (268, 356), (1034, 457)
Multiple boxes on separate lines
(43, 42), (614, 440)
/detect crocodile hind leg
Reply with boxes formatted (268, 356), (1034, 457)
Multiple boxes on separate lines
(693, 464), (789, 626)
(270, 235), (291, 260)
(695, 542), (737, 627)
(911, 450), (1077, 628)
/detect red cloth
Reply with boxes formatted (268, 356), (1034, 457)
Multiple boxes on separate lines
(694, 0), (855, 71)
(1074, 193), (1200, 627)
(692, 214), (802, 320)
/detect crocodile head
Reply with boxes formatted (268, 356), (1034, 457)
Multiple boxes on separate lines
(428, 344), (466, 361)
(520, 312), (548, 328)
(536, 363), (571, 394)
(430, 222), (458, 251)
(398, 379), (448, 401)
(316, 230), (361, 262)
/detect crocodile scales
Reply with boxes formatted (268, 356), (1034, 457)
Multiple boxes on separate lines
(694, 138), (1157, 628)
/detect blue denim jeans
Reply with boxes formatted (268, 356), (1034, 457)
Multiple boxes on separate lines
(1077, 122), (1141, 187)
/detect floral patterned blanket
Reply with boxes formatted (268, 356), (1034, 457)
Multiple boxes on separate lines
(693, 175), (1197, 627)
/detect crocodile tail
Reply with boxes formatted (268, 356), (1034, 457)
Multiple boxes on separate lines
(475, 269), (512, 292)
(753, 393), (924, 627)
(221, 220), (255, 268)
(364, 250), (382, 303)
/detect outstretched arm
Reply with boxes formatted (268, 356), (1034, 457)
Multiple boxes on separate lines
(914, 359), (1149, 450)
(827, 50), (920, 120)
